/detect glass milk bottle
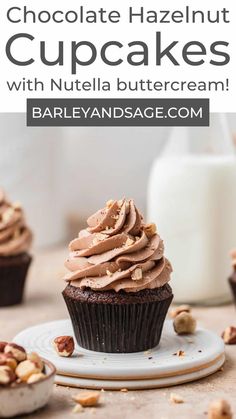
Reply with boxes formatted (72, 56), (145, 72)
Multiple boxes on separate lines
(147, 115), (236, 305)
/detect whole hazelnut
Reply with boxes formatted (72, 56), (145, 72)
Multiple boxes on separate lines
(173, 312), (197, 335)
(0, 353), (8, 366)
(221, 326), (236, 345)
(208, 399), (232, 419)
(5, 357), (18, 371)
(0, 342), (8, 353)
(27, 373), (46, 384)
(0, 365), (16, 385)
(15, 360), (41, 382)
(53, 336), (75, 357)
(27, 352), (44, 371)
(4, 343), (26, 362)
(0, 353), (17, 371)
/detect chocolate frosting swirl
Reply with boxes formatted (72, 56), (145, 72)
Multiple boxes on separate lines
(64, 199), (172, 293)
(0, 189), (32, 257)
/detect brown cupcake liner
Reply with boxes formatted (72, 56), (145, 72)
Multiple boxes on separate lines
(0, 253), (32, 307)
(63, 289), (173, 353)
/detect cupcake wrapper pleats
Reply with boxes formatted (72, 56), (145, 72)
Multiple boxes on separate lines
(0, 254), (32, 307)
(63, 290), (173, 353)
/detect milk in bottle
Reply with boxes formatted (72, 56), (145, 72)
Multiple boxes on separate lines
(147, 115), (236, 304)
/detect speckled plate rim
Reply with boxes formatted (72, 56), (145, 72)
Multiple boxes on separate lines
(54, 353), (225, 390)
(56, 353), (224, 381)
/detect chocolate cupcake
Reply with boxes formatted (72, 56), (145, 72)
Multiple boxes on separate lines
(229, 249), (236, 304)
(63, 199), (173, 353)
(0, 189), (33, 306)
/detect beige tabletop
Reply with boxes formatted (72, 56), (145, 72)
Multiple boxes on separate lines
(1, 248), (236, 419)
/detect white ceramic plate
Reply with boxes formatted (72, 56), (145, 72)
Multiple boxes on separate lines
(54, 354), (225, 389)
(14, 319), (225, 389)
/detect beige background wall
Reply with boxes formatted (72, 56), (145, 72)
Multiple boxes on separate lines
(0, 113), (235, 246)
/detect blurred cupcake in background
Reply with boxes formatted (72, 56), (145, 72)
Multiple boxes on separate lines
(0, 189), (33, 306)
(229, 249), (236, 304)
